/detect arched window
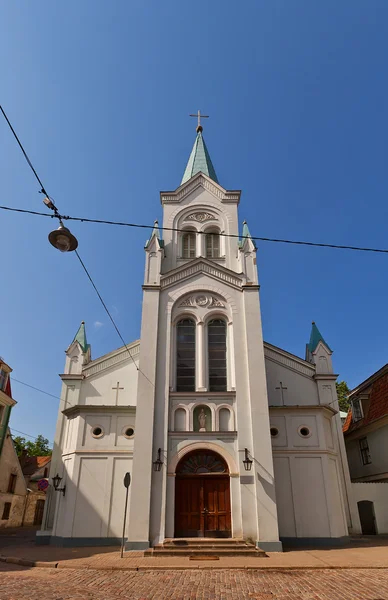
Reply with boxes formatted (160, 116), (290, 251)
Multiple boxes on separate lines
(182, 232), (196, 259)
(176, 319), (196, 392)
(206, 230), (220, 258)
(208, 319), (227, 392)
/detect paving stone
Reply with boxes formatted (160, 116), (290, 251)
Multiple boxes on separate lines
(1, 564), (388, 599)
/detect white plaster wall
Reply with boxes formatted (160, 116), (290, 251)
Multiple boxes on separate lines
(265, 359), (319, 407)
(79, 358), (139, 407)
(352, 482), (388, 533)
(271, 408), (348, 539)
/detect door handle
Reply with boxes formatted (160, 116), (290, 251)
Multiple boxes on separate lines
(202, 508), (209, 514)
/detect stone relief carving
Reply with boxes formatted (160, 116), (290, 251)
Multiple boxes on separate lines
(185, 212), (216, 223)
(178, 295), (225, 308)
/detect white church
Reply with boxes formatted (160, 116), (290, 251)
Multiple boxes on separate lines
(39, 121), (360, 551)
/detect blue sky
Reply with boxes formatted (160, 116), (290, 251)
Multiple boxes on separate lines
(2, 1), (388, 445)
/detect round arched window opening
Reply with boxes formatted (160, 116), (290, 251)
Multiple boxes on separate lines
(124, 427), (135, 439)
(270, 427), (279, 438)
(92, 426), (104, 439)
(298, 426), (311, 438)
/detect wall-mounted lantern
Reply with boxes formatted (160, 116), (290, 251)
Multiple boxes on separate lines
(52, 473), (66, 496)
(153, 448), (163, 472)
(243, 448), (253, 471)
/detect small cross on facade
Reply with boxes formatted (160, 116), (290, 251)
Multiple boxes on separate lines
(112, 382), (124, 405)
(189, 110), (209, 131)
(275, 381), (288, 405)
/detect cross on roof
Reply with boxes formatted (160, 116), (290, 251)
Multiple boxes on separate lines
(189, 110), (209, 132)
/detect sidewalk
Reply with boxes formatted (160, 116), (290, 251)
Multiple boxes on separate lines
(1, 529), (388, 570)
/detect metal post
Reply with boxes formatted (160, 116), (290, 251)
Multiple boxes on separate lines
(120, 472), (131, 558)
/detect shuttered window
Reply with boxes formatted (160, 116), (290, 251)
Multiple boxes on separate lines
(208, 319), (227, 392)
(182, 233), (196, 258)
(176, 319), (196, 392)
(206, 232), (220, 258)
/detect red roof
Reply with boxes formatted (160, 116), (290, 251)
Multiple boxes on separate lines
(343, 371), (388, 434)
(21, 455), (51, 477)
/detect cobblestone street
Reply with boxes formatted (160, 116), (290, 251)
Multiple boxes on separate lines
(1, 563), (388, 600)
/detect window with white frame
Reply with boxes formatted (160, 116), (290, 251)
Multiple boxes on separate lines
(208, 319), (227, 392)
(0, 369), (8, 392)
(206, 230), (220, 258)
(182, 232), (196, 259)
(352, 398), (363, 422)
(359, 437), (372, 465)
(176, 319), (196, 392)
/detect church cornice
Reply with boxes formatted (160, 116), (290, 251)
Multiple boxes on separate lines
(160, 258), (244, 291)
(82, 341), (140, 378)
(269, 404), (338, 416)
(264, 342), (316, 379)
(62, 405), (136, 417)
(160, 172), (241, 205)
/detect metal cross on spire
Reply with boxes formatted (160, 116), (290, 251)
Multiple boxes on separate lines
(189, 110), (209, 132)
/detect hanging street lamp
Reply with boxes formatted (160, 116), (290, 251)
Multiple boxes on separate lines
(48, 221), (78, 252)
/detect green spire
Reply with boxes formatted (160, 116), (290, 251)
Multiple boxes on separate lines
(145, 220), (164, 249)
(308, 322), (332, 353)
(181, 130), (219, 185)
(239, 220), (257, 249)
(72, 321), (89, 353)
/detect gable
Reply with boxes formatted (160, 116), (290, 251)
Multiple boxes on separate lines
(160, 258), (244, 291)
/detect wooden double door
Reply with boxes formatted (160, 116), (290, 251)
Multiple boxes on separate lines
(175, 476), (231, 538)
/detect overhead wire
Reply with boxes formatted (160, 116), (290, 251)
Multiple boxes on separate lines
(9, 427), (54, 446)
(0, 105), (152, 387)
(1, 203), (388, 255)
(10, 377), (62, 401)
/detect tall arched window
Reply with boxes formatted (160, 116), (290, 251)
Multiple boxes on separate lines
(182, 232), (196, 259)
(176, 319), (196, 392)
(208, 319), (227, 392)
(206, 230), (220, 258)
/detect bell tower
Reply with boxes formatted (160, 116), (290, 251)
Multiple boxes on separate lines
(126, 117), (281, 551)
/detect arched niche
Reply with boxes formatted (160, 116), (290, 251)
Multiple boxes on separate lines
(174, 408), (187, 432)
(219, 407), (231, 432)
(193, 405), (212, 432)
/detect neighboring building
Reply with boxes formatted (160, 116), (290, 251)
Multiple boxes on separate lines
(340, 411), (348, 426)
(343, 365), (388, 534)
(39, 124), (360, 550)
(343, 364), (388, 482)
(0, 429), (27, 527)
(0, 357), (28, 527)
(0, 358), (15, 457)
(20, 455), (51, 527)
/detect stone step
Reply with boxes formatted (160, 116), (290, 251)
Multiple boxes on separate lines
(161, 543), (253, 550)
(145, 547), (266, 557)
(163, 538), (246, 545)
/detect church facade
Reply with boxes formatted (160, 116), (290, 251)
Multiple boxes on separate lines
(39, 125), (360, 550)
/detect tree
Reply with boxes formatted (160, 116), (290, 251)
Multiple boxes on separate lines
(336, 381), (351, 413)
(13, 434), (52, 457)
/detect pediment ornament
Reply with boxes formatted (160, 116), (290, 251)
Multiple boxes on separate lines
(179, 295), (225, 308)
(185, 212), (216, 223)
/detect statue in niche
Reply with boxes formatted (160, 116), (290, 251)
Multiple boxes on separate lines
(198, 408), (207, 432)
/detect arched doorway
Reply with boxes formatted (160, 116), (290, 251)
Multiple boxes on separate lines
(175, 450), (231, 538)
